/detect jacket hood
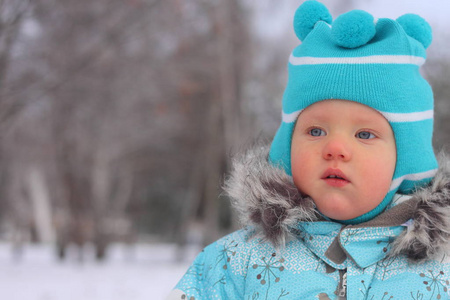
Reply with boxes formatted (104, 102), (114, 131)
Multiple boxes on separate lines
(224, 144), (450, 262)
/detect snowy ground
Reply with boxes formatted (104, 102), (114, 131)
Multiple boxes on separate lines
(0, 242), (200, 300)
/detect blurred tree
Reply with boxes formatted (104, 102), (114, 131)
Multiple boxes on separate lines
(0, 0), (252, 260)
(0, 0), (34, 259)
(0, 0), (31, 127)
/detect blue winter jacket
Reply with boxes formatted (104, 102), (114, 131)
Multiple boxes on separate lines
(168, 147), (450, 300)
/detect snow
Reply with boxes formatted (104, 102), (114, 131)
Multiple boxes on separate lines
(0, 243), (200, 300)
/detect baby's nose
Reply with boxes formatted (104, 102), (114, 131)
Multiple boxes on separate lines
(322, 139), (351, 161)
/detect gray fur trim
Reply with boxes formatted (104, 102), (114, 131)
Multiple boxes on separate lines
(224, 144), (450, 261)
(224, 144), (319, 247)
(389, 153), (450, 262)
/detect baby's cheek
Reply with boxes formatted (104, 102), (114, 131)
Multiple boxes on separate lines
(365, 168), (393, 201)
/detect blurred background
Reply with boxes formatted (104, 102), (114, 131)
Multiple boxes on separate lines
(0, 0), (449, 299)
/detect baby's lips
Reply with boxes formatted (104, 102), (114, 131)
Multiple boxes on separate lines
(321, 168), (350, 182)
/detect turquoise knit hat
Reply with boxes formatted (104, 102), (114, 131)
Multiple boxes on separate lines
(269, 0), (438, 224)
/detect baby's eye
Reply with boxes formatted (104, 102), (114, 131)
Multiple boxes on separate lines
(309, 128), (326, 137)
(356, 131), (376, 139)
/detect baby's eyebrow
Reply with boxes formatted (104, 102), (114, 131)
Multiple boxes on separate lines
(300, 112), (359, 121)
(299, 113), (386, 127)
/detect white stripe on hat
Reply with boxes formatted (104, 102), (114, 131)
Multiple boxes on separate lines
(389, 169), (438, 192)
(381, 110), (434, 123)
(282, 110), (303, 123)
(282, 109), (433, 124)
(289, 54), (425, 66)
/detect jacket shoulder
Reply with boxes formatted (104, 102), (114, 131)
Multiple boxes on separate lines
(168, 228), (259, 300)
(202, 228), (257, 276)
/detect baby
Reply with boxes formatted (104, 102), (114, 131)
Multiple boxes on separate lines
(168, 1), (450, 299)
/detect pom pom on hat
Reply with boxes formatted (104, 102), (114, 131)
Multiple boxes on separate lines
(331, 10), (376, 48)
(294, 0), (332, 41)
(397, 13), (432, 49)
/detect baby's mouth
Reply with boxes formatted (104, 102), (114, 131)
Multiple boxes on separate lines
(321, 168), (350, 185)
(327, 175), (344, 179)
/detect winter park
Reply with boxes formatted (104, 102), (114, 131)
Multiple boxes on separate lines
(1, 0), (450, 299)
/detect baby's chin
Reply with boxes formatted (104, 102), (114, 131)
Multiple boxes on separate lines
(314, 195), (382, 221)
(318, 208), (361, 221)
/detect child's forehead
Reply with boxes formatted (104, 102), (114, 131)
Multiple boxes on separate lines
(298, 99), (386, 122)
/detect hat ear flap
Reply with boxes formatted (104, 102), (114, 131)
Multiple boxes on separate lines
(293, 0), (332, 41)
(397, 14), (432, 49)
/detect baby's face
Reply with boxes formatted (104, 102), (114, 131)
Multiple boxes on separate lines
(291, 100), (396, 221)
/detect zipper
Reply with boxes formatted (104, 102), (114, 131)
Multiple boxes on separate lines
(339, 272), (347, 297)
(336, 270), (347, 299)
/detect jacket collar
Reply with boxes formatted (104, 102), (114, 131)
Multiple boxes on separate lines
(296, 195), (416, 269)
(224, 144), (450, 262)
